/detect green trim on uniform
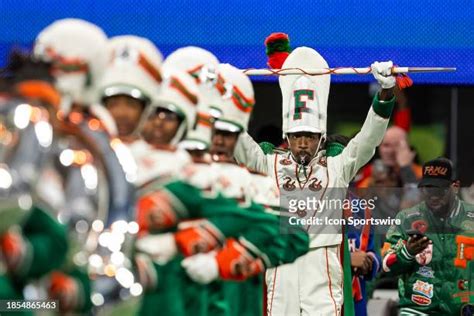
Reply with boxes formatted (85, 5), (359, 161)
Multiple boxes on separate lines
(102, 83), (152, 105)
(154, 100), (186, 118)
(326, 142), (346, 157)
(215, 118), (244, 132)
(372, 93), (396, 119)
(259, 141), (275, 155)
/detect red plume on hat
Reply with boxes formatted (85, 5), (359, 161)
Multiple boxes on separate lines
(264, 32), (291, 69)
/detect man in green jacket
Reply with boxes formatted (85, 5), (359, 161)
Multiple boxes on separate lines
(382, 157), (474, 315)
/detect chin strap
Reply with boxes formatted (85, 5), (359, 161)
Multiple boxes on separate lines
(132, 105), (187, 146)
(132, 103), (153, 139)
(170, 120), (187, 146)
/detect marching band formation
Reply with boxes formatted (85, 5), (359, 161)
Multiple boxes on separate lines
(1, 18), (472, 316)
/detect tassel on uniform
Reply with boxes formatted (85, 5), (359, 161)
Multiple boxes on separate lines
(264, 32), (291, 69)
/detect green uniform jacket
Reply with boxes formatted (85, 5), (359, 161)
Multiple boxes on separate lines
(383, 198), (474, 315)
(0, 205), (68, 315)
(138, 181), (309, 316)
(1, 206), (68, 293)
(157, 180), (309, 266)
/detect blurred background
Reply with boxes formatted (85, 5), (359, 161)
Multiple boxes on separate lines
(4, 0), (470, 183)
(0, 1), (473, 314)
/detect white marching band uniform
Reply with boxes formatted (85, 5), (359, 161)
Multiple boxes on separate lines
(234, 47), (391, 315)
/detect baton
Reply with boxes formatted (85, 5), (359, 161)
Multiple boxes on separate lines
(242, 67), (456, 76)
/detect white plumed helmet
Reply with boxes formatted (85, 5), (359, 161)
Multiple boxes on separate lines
(99, 35), (163, 105)
(213, 63), (255, 133)
(34, 18), (109, 108)
(163, 46), (218, 78)
(152, 70), (199, 145)
(164, 46), (220, 150)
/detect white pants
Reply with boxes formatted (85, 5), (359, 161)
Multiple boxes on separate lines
(266, 245), (343, 316)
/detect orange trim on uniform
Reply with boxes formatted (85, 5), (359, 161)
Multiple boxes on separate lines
(306, 166), (329, 232)
(188, 64), (203, 75)
(188, 64), (204, 83)
(337, 245), (343, 300)
(138, 53), (162, 84)
(231, 85), (254, 113)
(268, 267), (278, 316)
(196, 112), (213, 127)
(215, 74), (226, 95)
(136, 191), (177, 236)
(325, 247), (338, 315)
(45, 47), (89, 75)
(110, 48), (162, 84)
(274, 153), (280, 192)
(15, 80), (61, 108)
(215, 74), (254, 113)
(170, 76), (198, 105)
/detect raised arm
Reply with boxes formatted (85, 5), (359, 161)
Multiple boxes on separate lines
(234, 131), (272, 174)
(333, 62), (397, 183)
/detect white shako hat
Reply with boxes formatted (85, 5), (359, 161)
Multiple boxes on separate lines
(164, 46), (219, 77)
(213, 63), (255, 133)
(164, 47), (220, 151)
(280, 47), (330, 136)
(98, 35), (163, 106)
(151, 69), (199, 145)
(34, 18), (109, 108)
(177, 111), (215, 151)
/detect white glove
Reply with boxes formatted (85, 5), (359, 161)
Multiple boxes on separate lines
(371, 61), (396, 89)
(181, 253), (219, 284)
(136, 233), (178, 264)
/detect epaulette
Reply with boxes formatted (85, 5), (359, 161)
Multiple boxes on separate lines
(325, 142), (345, 157)
(259, 141), (288, 155)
